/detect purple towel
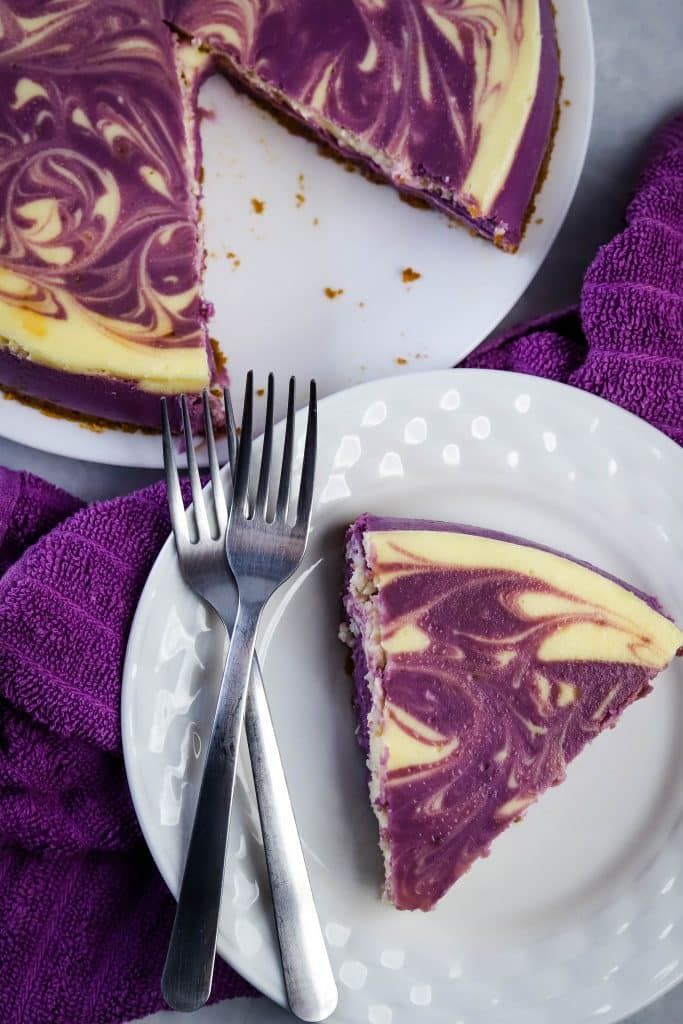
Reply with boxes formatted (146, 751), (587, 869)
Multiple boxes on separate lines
(0, 470), (254, 1024)
(462, 113), (683, 445)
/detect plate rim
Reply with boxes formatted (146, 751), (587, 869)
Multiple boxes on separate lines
(0, 0), (595, 468)
(122, 367), (683, 1023)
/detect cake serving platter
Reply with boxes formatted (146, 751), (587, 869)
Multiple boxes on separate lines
(123, 370), (683, 1024)
(0, 0), (594, 469)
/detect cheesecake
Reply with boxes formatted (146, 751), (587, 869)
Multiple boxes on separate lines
(0, 1), (559, 429)
(169, 0), (560, 250)
(341, 514), (683, 911)
(0, 2), (225, 430)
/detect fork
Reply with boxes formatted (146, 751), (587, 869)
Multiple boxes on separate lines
(160, 378), (337, 1021)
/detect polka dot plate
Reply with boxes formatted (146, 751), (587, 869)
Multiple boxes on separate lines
(122, 370), (683, 1024)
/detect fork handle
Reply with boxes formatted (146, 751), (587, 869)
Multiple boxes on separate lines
(162, 600), (260, 1013)
(246, 661), (338, 1022)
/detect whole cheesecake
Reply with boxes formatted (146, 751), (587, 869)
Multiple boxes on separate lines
(0, 1), (559, 429)
(341, 514), (683, 911)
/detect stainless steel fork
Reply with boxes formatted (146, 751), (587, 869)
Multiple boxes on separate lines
(160, 380), (336, 1021)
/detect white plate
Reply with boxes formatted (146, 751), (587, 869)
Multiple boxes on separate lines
(123, 370), (683, 1024)
(0, 1), (594, 467)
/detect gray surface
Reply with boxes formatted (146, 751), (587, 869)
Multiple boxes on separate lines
(1, 1), (682, 1021)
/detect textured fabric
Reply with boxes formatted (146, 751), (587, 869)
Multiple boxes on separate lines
(462, 113), (683, 445)
(0, 473), (254, 1024)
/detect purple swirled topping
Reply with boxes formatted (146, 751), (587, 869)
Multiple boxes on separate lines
(0, 1), (558, 425)
(0, 1), (214, 421)
(167, 0), (559, 247)
(342, 515), (683, 911)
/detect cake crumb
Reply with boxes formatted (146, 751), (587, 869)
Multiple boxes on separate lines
(295, 192), (305, 207)
(535, 217), (544, 225)
(344, 162), (356, 174)
(256, 387), (265, 397)
(564, 98), (571, 107)
(395, 356), (408, 366)
(251, 197), (265, 214)
(358, 301), (366, 309)
(197, 106), (215, 123)
(298, 172), (305, 187)
(226, 251), (241, 268)
(312, 217), (319, 226)
(399, 192), (430, 211)
(324, 287), (344, 299)
(401, 267), (421, 284)
(210, 338), (227, 375)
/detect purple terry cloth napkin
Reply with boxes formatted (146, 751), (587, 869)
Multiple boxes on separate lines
(461, 113), (683, 445)
(0, 468), (255, 1024)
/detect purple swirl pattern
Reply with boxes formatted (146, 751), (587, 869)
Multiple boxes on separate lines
(0, 1), (556, 422)
(0, 1), (204, 351)
(343, 515), (683, 911)
(168, 0), (559, 246)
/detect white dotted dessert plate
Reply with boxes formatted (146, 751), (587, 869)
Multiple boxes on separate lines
(122, 370), (683, 1024)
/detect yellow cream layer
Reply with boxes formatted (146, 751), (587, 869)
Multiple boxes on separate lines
(367, 530), (683, 670)
(384, 705), (460, 772)
(458, 0), (542, 214)
(0, 267), (209, 393)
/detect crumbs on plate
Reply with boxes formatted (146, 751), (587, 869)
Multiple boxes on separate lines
(401, 267), (421, 284)
(250, 197), (265, 214)
(324, 287), (344, 299)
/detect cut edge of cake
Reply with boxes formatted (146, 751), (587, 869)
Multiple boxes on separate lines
(0, 13), (226, 434)
(171, 0), (560, 252)
(341, 520), (395, 901)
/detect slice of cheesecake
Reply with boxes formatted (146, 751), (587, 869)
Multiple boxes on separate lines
(0, 1), (223, 430)
(167, 0), (560, 250)
(341, 514), (683, 911)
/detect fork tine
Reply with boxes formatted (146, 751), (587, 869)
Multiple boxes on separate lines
(161, 398), (190, 549)
(181, 395), (210, 540)
(223, 387), (238, 482)
(296, 380), (317, 530)
(202, 390), (227, 537)
(254, 373), (274, 518)
(232, 371), (253, 517)
(275, 376), (296, 520)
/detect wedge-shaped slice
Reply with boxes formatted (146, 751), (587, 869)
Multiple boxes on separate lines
(341, 514), (683, 911)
